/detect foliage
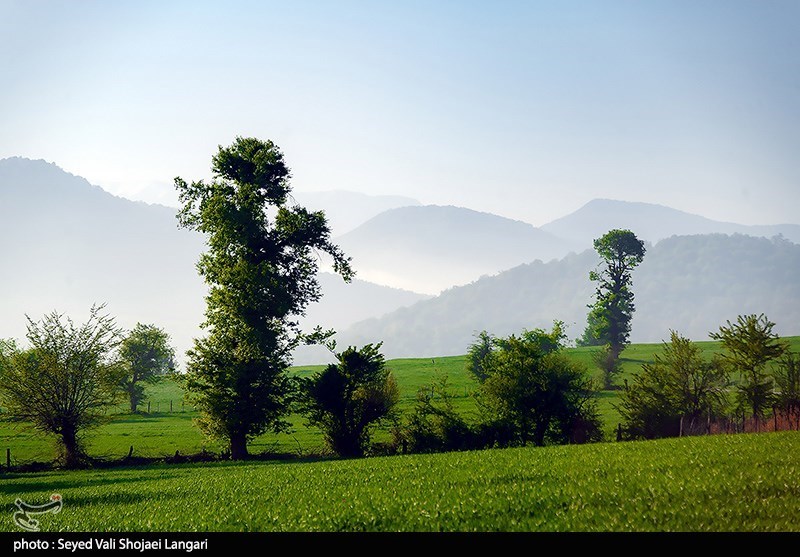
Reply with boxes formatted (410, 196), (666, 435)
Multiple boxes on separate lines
(118, 323), (176, 413)
(0, 306), (124, 468)
(774, 352), (800, 414)
(175, 137), (353, 459)
(579, 229), (646, 389)
(465, 330), (495, 383)
(618, 331), (729, 439)
(404, 375), (477, 453)
(477, 322), (602, 447)
(300, 344), (399, 457)
(590, 345), (622, 390)
(709, 313), (788, 418)
(576, 306), (606, 347)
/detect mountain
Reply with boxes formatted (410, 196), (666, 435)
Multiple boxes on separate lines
(541, 198), (800, 248)
(334, 205), (575, 294)
(0, 158), (428, 366)
(0, 157), (208, 365)
(290, 190), (420, 236)
(334, 234), (800, 359)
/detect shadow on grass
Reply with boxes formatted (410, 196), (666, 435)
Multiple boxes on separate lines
(1, 473), (180, 496)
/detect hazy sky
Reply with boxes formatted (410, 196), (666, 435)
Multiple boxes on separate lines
(1, 0), (798, 226)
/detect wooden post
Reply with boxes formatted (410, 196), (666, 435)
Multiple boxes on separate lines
(170, 400), (173, 413)
(182, 401), (184, 412)
(773, 407), (778, 432)
(6, 448), (10, 468)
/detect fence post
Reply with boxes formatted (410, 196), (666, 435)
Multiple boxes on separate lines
(6, 448), (10, 468)
(773, 407), (778, 432)
(170, 400), (173, 413)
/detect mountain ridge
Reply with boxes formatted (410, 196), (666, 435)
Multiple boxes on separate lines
(542, 197), (800, 247)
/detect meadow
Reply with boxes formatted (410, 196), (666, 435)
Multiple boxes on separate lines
(2, 337), (799, 464)
(2, 431), (798, 531)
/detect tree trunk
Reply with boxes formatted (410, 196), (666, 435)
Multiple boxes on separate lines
(332, 429), (364, 458)
(127, 383), (139, 413)
(61, 423), (82, 469)
(229, 430), (249, 460)
(533, 421), (547, 447)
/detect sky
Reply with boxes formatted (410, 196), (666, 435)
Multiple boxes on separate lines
(1, 0), (799, 226)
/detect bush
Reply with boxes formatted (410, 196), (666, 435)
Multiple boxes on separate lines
(476, 323), (603, 447)
(618, 331), (729, 439)
(300, 343), (399, 458)
(403, 375), (479, 453)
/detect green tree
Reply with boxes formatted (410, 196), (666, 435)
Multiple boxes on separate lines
(709, 314), (788, 419)
(478, 322), (602, 447)
(466, 330), (495, 383)
(300, 343), (399, 457)
(0, 306), (124, 468)
(119, 323), (176, 413)
(579, 229), (646, 389)
(175, 137), (353, 459)
(618, 330), (729, 439)
(774, 352), (800, 418)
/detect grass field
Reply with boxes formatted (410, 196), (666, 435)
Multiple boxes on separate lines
(2, 337), (799, 464)
(2, 431), (798, 531)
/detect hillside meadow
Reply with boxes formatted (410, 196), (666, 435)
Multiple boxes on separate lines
(2, 337), (799, 465)
(1, 431), (798, 531)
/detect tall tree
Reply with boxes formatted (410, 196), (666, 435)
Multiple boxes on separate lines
(709, 314), (788, 419)
(175, 137), (353, 459)
(0, 306), (124, 468)
(300, 343), (399, 457)
(119, 323), (176, 413)
(578, 229), (646, 388)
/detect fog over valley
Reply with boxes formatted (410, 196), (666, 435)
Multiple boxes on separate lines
(1, 157), (797, 366)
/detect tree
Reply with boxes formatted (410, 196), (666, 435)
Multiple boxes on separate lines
(478, 322), (602, 447)
(0, 306), (124, 468)
(175, 137), (353, 459)
(466, 330), (495, 383)
(579, 229), (646, 389)
(618, 330), (729, 439)
(774, 352), (800, 420)
(709, 314), (788, 419)
(300, 343), (399, 457)
(119, 323), (176, 413)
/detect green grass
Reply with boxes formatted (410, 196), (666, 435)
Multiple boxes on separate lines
(2, 431), (798, 531)
(2, 337), (799, 464)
